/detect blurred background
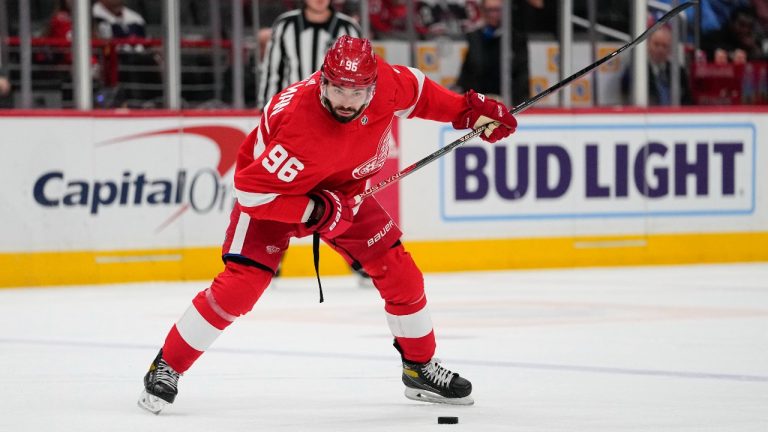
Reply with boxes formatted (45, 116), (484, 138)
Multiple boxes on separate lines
(1, 0), (766, 110)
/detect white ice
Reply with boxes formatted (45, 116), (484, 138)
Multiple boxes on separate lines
(1, 263), (767, 431)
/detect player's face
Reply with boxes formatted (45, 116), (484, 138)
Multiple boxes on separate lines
(322, 82), (374, 123)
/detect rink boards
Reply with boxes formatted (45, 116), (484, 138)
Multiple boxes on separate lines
(1, 108), (766, 287)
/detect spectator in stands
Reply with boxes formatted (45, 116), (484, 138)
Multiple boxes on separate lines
(713, 48), (731, 65)
(656, 0), (751, 37)
(0, 68), (10, 100)
(34, 0), (72, 66)
(455, 0), (503, 99)
(42, 0), (99, 66)
(702, 6), (764, 62)
(622, 26), (691, 106)
(455, 0), (538, 104)
(417, 0), (468, 37)
(752, 0), (768, 32)
(93, 0), (147, 49)
(258, 28), (272, 63)
(371, 0), (481, 40)
(46, 0), (73, 41)
(258, 0), (361, 108)
(369, 0), (414, 39)
(93, 0), (160, 107)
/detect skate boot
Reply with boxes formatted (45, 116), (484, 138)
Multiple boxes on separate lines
(402, 358), (474, 405)
(138, 349), (181, 414)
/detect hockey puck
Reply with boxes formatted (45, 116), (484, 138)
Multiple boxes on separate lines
(437, 416), (459, 424)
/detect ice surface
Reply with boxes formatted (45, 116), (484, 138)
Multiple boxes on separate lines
(1, 263), (766, 431)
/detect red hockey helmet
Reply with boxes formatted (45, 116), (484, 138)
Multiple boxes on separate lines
(322, 35), (378, 88)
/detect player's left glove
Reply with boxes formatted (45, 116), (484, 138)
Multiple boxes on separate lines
(452, 90), (517, 143)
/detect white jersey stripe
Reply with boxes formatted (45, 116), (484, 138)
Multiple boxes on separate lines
(253, 125), (266, 159)
(227, 211), (251, 255)
(175, 304), (223, 352)
(301, 199), (315, 223)
(235, 189), (278, 208)
(386, 305), (433, 339)
(395, 67), (426, 119)
(262, 97), (273, 134)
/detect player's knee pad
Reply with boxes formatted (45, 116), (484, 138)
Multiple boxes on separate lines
(204, 260), (273, 318)
(363, 244), (425, 312)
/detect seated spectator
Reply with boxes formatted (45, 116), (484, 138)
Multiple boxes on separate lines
(93, 0), (147, 50)
(93, 0), (161, 107)
(455, 0), (536, 104)
(753, 0), (768, 33)
(370, 0), (424, 39)
(257, 28), (272, 62)
(455, 0), (503, 98)
(47, 0), (73, 41)
(32, 0), (72, 66)
(417, 0), (466, 37)
(0, 67), (11, 103)
(702, 6), (764, 62)
(656, 0), (751, 37)
(42, 0), (100, 67)
(622, 25), (692, 105)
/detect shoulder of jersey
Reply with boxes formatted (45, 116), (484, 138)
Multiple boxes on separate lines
(376, 59), (406, 88)
(263, 75), (320, 128)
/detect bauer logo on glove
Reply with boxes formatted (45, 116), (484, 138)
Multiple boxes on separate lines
(452, 90), (518, 143)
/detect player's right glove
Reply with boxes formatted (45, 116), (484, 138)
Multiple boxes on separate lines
(305, 189), (354, 239)
(452, 90), (517, 143)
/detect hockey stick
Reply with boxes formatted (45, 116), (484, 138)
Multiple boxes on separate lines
(352, 1), (697, 205)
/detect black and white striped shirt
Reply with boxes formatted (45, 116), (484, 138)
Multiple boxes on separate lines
(258, 8), (361, 108)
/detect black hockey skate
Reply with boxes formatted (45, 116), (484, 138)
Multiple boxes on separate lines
(138, 349), (181, 414)
(402, 358), (474, 405)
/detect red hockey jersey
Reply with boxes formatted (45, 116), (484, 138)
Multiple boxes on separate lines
(233, 58), (468, 224)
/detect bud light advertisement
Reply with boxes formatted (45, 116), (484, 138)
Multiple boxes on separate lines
(440, 121), (755, 221)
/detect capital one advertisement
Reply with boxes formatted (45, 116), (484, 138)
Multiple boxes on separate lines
(0, 117), (253, 253)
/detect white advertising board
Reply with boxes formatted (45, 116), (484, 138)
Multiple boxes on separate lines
(1, 110), (765, 287)
(0, 115), (258, 253)
(399, 112), (765, 241)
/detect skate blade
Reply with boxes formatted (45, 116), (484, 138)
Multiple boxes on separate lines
(137, 389), (170, 415)
(404, 387), (475, 406)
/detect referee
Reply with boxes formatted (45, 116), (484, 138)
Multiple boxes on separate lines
(258, 0), (362, 108)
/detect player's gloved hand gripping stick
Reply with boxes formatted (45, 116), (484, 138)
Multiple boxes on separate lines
(305, 189), (354, 239)
(351, 1), (697, 206)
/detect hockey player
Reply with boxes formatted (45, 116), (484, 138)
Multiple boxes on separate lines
(138, 35), (517, 414)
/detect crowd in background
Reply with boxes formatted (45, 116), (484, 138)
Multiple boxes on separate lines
(1, 0), (768, 109)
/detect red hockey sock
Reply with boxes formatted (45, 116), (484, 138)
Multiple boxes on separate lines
(364, 244), (436, 363)
(161, 261), (272, 373)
